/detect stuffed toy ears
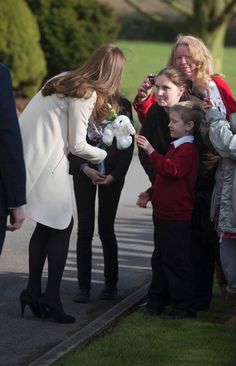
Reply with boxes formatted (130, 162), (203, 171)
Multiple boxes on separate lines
(127, 122), (136, 135)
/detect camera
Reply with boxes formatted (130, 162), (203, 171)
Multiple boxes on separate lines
(148, 75), (156, 85)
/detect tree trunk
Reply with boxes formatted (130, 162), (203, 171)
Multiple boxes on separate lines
(124, 0), (236, 73)
(204, 23), (228, 72)
(190, 0), (231, 72)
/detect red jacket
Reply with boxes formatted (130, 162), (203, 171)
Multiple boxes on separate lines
(133, 93), (156, 125)
(212, 75), (236, 121)
(147, 142), (199, 221)
(133, 75), (236, 124)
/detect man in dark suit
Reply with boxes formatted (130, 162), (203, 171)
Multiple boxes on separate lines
(0, 63), (26, 255)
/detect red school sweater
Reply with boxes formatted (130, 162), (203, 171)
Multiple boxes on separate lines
(147, 142), (199, 221)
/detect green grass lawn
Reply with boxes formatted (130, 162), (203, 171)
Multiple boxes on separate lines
(54, 285), (236, 366)
(117, 40), (236, 101)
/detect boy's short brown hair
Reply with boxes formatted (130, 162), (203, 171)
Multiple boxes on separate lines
(170, 101), (203, 133)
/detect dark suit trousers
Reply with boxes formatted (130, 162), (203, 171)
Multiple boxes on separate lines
(0, 216), (7, 255)
(72, 171), (124, 290)
(148, 219), (196, 315)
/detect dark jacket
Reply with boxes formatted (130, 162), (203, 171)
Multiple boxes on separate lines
(138, 103), (172, 183)
(0, 64), (26, 216)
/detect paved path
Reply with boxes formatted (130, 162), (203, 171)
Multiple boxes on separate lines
(0, 153), (153, 366)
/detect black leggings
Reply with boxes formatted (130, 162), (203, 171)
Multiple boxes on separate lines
(27, 218), (73, 301)
(73, 171), (124, 290)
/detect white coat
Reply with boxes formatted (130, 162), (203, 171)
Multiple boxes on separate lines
(19, 90), (106, 229)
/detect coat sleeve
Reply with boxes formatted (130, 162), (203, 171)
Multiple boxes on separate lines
(212, 75), (236, 118)
(68, 91), (107, 164)
(206, 107), (236, 160)
(133, 94), (156, 125)
(138, 118), (156, 183)
(0, 64), (26, 210)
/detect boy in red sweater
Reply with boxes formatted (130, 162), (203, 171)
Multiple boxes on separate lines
(136, 101), (203, 319)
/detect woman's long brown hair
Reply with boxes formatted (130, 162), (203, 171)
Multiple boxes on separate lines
(42, 44), (125, 122)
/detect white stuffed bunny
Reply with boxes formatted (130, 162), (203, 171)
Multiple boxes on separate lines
(102, 115), (136, 150)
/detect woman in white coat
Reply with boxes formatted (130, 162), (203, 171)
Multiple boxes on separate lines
(19, 44), (126, 324)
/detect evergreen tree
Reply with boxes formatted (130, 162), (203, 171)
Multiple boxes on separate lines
(0, 0), (47, 97)
(27, 0), (118, 78)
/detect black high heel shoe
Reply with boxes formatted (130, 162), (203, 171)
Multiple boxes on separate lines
(19, 289), (41, 318)
(39, 294), (76, 324)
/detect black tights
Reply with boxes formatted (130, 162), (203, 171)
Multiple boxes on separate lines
(27, 219), (73, 301)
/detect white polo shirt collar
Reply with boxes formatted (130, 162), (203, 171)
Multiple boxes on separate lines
(171, 135), (194, 149)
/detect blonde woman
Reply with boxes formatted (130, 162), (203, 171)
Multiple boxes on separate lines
(134, 34), (236, 311)
(19, 44), (126, 324)
(135, 34), (236, 123)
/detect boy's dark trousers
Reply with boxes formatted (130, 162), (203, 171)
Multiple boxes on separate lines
(148, 218), (196, 315)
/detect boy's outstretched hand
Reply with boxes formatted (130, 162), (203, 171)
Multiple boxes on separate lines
(135, 135), (154, 155)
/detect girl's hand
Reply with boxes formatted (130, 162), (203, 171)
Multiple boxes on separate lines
(135, 135), (154, 155)
(97, 174), (115, 186)
(83, 166), (105, 184)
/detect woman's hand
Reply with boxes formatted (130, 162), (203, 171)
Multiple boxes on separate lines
(135, 135), (154, 155)
(83, 166), (105, 184)
(137, 76), (153, 101)
(202, 97), (215, 111)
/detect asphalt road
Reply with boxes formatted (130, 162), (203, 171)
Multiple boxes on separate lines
(0, 153), (153, 366)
